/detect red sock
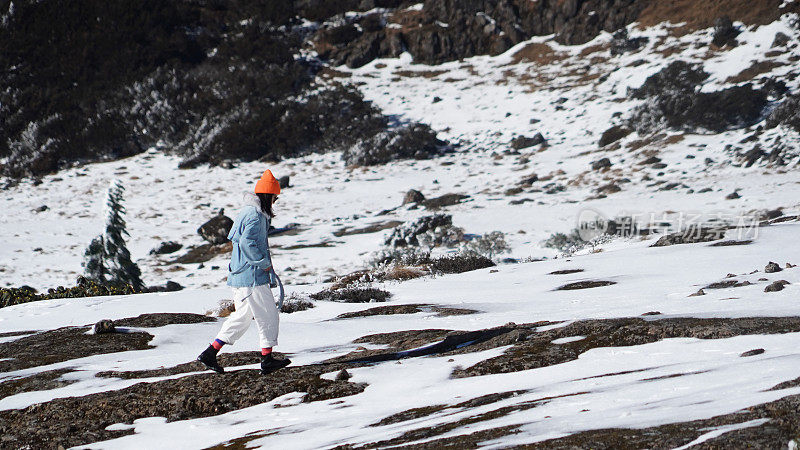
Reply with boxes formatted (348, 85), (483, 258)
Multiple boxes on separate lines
(261, 347), (272, 356)
(211, 339), (225, 351)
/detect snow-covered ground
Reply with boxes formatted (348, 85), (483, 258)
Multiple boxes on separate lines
(1, 221), (799, 448)
(1, 13), (800, 450)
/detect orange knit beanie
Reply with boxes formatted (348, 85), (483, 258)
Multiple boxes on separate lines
(254, 169), (281, 194)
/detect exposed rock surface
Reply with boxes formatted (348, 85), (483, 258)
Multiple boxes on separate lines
(598, 125), (632, 147)
(711, 15), (740, 47)
(510, 133), (545, 149)
(0, 327), (153, 372)
(314, 0), (652, 67)
(402, 189), (426, 205)
(149, 241), (183, 255)
(628, 61), (768, 133)
(650, 226), (726, 246)
(0, 363), (366, 449)
(197, 212), (234, 245)
(342, 123), (447, 166)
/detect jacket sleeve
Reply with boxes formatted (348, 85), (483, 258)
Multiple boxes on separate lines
(240, 213), (272, 270)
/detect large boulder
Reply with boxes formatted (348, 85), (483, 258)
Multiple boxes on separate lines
(198, 211), (234, 245)
(598, 125), (632, 147)
(149, 241), (183, 255)
(510, 133), (545, 149)
(711, 16), (740, 47)
(402, 189), (425, 205)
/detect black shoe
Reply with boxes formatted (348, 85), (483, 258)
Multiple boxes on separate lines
(260, 354), (291, 374)
(197, 346), (225, 374)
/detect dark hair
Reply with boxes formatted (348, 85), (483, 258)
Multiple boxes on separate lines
(256, 193), (276, 218)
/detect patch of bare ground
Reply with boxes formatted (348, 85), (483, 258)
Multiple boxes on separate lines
(548, 269), (585, 275)
(769, 376), (800, 391)
(556, 280), (616, 290)
(0, 314), (212, 372)
(0, 327), (154, 372)
(332, 220), (403, 237)
(703, 279), (752, 289)
(358, 391), (800, 449)
(340, 318), (800, 448)
(637, 0), (800, 31)
(96, 352), (264, 379)
(709, 240), (753, 246)
(579, 43), (609, 57)
(0, 330), (35, 339)
(344, 392), (588, 449)
(0, 363), (367, 449)
(449, 316), (800, 378)
(335, 304), (478, 320)
(0, 368), (76, 399)
(282, 240), (342, 250)
(392, 69), (448, 78)
(171, 242), (232, 264)
(509, 42), (565, 65)
(726, 60), (784, 83)
(113, 312), (215, 328)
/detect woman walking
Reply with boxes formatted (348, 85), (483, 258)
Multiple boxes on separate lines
(197, 169), (290, 374)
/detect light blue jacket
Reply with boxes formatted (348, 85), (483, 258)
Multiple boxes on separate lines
(227, 193), (273, 287)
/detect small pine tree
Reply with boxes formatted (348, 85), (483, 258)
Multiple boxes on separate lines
(83, 180), (144, 291)
(103, 180), (144, 291)
(83, 235), (108, 282)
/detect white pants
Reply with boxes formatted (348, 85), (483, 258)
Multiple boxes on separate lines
(216, 285), (279, 348)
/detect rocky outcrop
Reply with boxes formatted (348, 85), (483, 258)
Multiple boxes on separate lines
(342, 123), (448, 166)
(628, 61), (769, 133)
(313, 0), (651, 67)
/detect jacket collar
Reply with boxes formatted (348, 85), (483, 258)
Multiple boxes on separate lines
(243, 192), (266, 217)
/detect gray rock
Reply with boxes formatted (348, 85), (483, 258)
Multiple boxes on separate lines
(150, 241), (183, 255)
(335, 369), (352, 381)
(198, 212), (234, 245)
(94, 319), (116, 334)
(278, 176), (291, 189)
(402, 189), (425, 205)
(764, 281), (787, 292)
(651, 226), (725, 247)
(598, 125), (632, 147)
(510, 133), (545, 149)
(765, 262), (783, 273)
(591, 158), (612, 171)
(772, 32), (790, 48)
(740, 348), (765, 357)
(423, 193), (469, 210)
(712, 16), (739, 48)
